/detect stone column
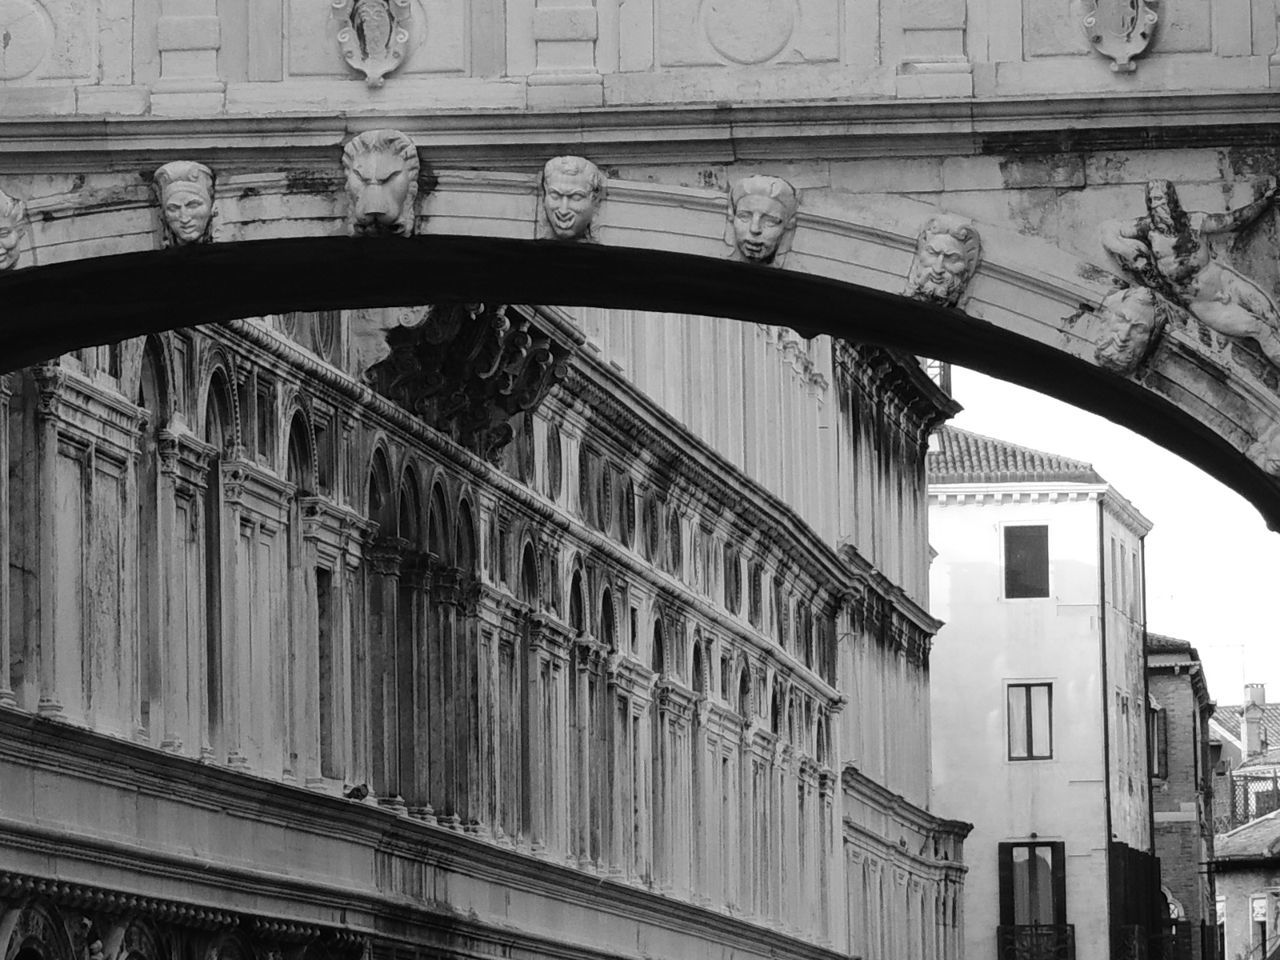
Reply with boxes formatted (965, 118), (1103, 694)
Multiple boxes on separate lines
(0, 375), (11, 708)
(33, 365), (65, 719)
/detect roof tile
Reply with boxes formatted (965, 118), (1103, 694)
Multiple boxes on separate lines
(927, 426), (1106, 486)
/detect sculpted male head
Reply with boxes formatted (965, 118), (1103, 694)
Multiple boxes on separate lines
(154, 161), (215, 246)
(1145, 179), (1189, 234)
(904, 214), (983, 308)
(342, 129), (420, 237)
(1093, 286), (1163, 374)
(540, 156), (605, 241)
(0, 188), (27, 271)
(726, 176), (799, 265)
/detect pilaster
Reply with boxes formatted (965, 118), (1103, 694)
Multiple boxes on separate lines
(511, 0), (604, 107)
(0, 375), (12, 708)
(152, 0), (226, 115)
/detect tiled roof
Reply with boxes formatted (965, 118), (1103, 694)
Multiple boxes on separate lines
(1148, 633), (1194, 654)
(927, 426), (1106, 486)
(1212, 702), (1280, 745)
(1239, 747), (1280, 770)
(1217, 810), (1280, 860)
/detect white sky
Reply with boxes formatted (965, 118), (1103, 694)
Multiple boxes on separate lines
(946, 365), (1280, 708)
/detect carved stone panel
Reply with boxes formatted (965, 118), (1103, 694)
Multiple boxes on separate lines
(657, 0), (839, 67)
(332, 0), (413, 85)
(1078, 0), (1158, 71)
(291, 0), (465, 77)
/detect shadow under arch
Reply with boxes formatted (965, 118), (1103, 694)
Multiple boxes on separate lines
(2, 232), (1277, 527)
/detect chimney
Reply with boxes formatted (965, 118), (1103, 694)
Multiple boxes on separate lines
(1244, 683), (1267, 757)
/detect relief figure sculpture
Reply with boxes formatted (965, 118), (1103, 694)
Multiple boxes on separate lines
(538, 156), (605, 241)
(154, 161), (214, 247)
(903, 214), (983, 309)
(343, 129), (420, 237)
(0, 188), (27, 270)
(1100, 178), (1280, 367)
(725, 176), (798, 266)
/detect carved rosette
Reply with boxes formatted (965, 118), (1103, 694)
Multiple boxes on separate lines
(1079, 0), (1157, 72)
(367, 305), (574, 464)
(332, 0), (412, 86)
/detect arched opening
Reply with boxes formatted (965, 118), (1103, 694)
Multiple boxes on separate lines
(651, 620), (665, 676)
(569, 569), (585, 634)
(738, 665), (751, 718)
(519, 541), (538, 607)
(427, 482), (449, 563)
(600, 588), (616, 650)
(456, 498), (476, 576)
(203, 368), (234, 760)
(692, 639), (705, 695)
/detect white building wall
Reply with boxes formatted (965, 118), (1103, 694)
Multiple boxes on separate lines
(929, 487), (1112, 960)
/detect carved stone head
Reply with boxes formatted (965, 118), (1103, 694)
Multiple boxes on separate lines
(1093, 286), (1164, 374)
(1145, 179), (1190, 235)
(154, 161), (215, 246)
(1248, 422), (1280, 477)
(726, 175), (799, 266)
(0, 188), (27, 271)
(342, 129), (420, 237)
(539, 156), (605, 241)
(904, 214), (983, 308)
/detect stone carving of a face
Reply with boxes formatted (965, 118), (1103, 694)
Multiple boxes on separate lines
(342, 129), (420, 237)
(904, 214), (982, 308)
(539, 156), (605, 241)
(1248, 421), (1280, 477)
(154, 161), (214, 246)
(1093, 286), (1163, 374)
(726, 176), (799, 266)
(0, 189), (27, 271)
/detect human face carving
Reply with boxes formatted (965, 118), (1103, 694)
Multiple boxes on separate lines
(542, 169), (599, 240)
(347, 151), (414, 235)
(162, 184), (212, 245)
(0, 213), (23, 270)
(906, 230), (975, 306)
(1094, 289), (1159, 373)
(732, 193), (789, 263)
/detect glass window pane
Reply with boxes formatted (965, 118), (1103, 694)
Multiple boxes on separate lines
(1030, 846), (1055, 923)
(1008, 686), (1028, 759)
(1005, 526), (1050, 598)
(1031, 685), (1052, 757)
(1012, 846), (1031, 924)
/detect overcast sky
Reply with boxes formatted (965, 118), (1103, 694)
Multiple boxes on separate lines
(945, 365), (1280, 708)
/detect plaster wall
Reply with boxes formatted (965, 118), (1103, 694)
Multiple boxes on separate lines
(929, 489), (1112, 960)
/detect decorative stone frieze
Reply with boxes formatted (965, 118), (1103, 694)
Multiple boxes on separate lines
(332, 0), (412, 87)
(1080, 0), (1157, 72)
(1101, 178), (1280, 369)
(367, 304), (575, 463)
(903, 214), (982, 310)
(154, 161), (215, 247)
(538, 156), (605, 242)
(725, 176), (799, 267)
(0, 188), (27, 271)
(342, 130), (420, 238)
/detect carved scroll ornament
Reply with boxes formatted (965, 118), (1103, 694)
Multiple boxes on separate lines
(538, 156), (606, 241)
(0, 187), (27, 270)
(333, 0), (412, 87)
(725, 175), (799, 267)
(1100, 177), (1280, 370)
(1079, 0), (1157, 72)
(342, 129), (420, 237)
(903, 213), (982, 309)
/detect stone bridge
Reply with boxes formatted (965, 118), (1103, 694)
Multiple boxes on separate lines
(4, 0), (1280, 523)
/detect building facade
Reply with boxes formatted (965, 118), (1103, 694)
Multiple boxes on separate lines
(0, 312), (968, 960)
(1147, 634), (1218, 960)
(928, 426), (1162, 960)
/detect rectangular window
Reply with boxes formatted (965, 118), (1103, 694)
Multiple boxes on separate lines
(1149, 704), (1168, 780)
(999, 841), (1067, 926)
(1008, 683), (1053, 760)
(1004, 525), (1049, 598)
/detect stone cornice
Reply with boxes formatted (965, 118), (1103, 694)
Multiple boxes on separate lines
(6, 93), (1280, 167)
(841, 763), (973, 845)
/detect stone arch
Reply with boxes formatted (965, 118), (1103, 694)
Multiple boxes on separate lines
(599, 584), (617, 650)
(454, 495), (478, 576)
(284, 406), (317, 496)
(427, 481), (451, 564)
(366, 442), (395, 533)
(130, 333), (177, 424)
(8, 173), (1280, 522)
(691, 632), (707, 695)
(567, 559), (586, 634)
(651, 615), (665, 676)
(397, 462), (424, 546)
(195, 346), (241, 446)
(0, 900), (75, 960)
(200, 362), (239, 454)
(518, 538), (539, 607)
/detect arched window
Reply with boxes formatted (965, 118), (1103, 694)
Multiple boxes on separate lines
(600, 588), (616, 649)
(692, 640), (705, 695)
(652, 620), (665, 675)
(427, 483), (449, 562)
(569, 569), (585, 634)
(737, 666), (751, 717)
(519, 542), (539, 606)
(771, 686), (782, 735)
(367, 449), (394, 531)
(456, 499), (476, 575)
(203, 370), (234, 757)
(398, 469), (421, 544)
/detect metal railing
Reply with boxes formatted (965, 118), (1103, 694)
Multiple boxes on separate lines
(997, 924), (1076, 960)
(1216, 771), (1280, 833)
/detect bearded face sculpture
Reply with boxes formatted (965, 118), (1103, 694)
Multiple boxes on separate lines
(538, 156), (605, 241)
(0, 188), (27, 271)
(1093, 286), (1164, 374)
(904, 214), (982, 308)
(725, 176), (799, 266)
(343, 129), (420, 237)
(154, 161), (215, 247)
